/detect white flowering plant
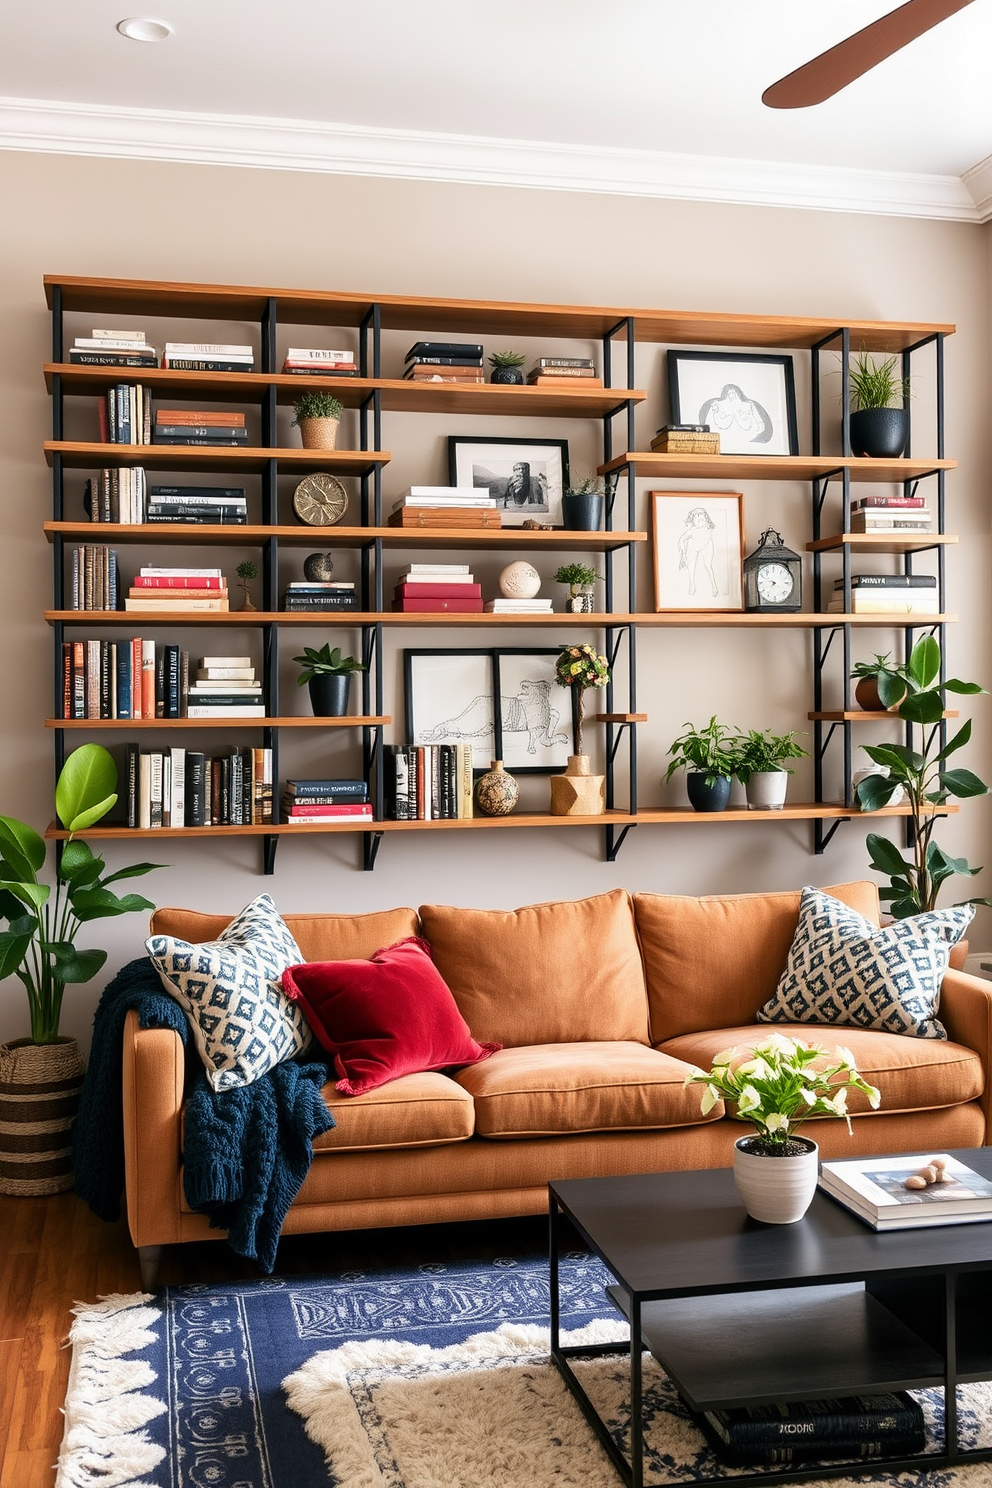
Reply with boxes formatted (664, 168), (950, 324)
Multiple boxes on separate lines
(684, 1033), (881, 1153)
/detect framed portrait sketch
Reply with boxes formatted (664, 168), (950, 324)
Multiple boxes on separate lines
(650, 491), (745, 612)
(403, 650), (494, 770)
(667, 351), (798, 457)
(448, 436), (569, 527)
(492, 650), (575, 774)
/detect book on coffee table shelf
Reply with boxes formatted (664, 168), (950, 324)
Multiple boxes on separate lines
(701, 1392), (925, 1466)
(819, 1153), (992, 1229)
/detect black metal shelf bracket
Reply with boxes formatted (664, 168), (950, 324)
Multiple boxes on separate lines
(262, 834), (278, 875)
(363, 830), (383, 872)
(814, 815), (851, 855)
(605, 822), (636, 862)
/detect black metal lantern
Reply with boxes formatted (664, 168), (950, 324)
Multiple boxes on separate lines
(743, 528), (803, 613)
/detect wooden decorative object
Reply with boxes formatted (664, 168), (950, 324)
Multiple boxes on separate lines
(550, 755), (605, 816)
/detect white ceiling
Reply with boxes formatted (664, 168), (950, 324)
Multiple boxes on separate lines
(1, 1), (991, 220)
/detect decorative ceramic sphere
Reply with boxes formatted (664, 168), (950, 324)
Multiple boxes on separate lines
(499, 561), (541, 599)
(303, 552), (336, 582)
(474, 761), (519, 817)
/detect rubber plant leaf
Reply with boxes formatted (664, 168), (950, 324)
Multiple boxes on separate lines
(55, 743), (118, 832)
(0, 817), (45, 881)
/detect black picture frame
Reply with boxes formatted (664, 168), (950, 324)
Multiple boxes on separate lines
(492, 649), (575, 774)
(447, 436), (570, 526)
(667, 350), (798, 457)
(403, 649), (494, 772)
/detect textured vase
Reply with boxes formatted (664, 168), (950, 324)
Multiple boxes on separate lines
(0, 1036), (85, 1196)
(561, 493), (604, 531)
(745, 771), (789, 811)
(308, 673), (351, 717)
(490, 366), (524, 385)
(550, 755), (605, 816)
(733, 1136), (819, 1224)
(686, 773), (731, 812)
(565, 584), (596, 614)
(474, 761), (519, 816)
(849, 408), (909, 459)
(298, 417), (340, 450)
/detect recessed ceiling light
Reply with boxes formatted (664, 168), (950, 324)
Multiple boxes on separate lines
(116, 17), (173, 42)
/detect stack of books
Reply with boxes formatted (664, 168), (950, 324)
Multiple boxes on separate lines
(187, 655), (264, 718)
(84, 468), (147, 524)
(124, 744), (273, 828)
(282, 778), (372, 824)
(651, 423), (721, 454)
(162, 343), (254, 372)
(282, 347), (358, 377)
(123, 566), (230, 613)
(819, 1153), (992, 1229)
(702, 1394), (925, 1466)
(828, 574), (938, 615)
(849, 495), (932, 533)
(60, 638), (190, 720)
(100, 385), (152, 444)
(71, 545), (119, 610)
(383, 744), (475, 820)
(68, 329), (159, 369)
(403, 342), (484, 383)
(527, 356), (602, 388)
(146, 485), (248, 525)
(388, 486), (501, 530)
(152, 410), (248, 447)
(282, 579), (358, 612)
(392, 563), (483, 614)
(484, 595), (554, 614)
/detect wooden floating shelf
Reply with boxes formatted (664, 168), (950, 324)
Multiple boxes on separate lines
(632, 612), (956, 628)
(595, 713), (648, 723)
(809, 710), (959, 721)
(44, 522), (646, 552)
(44, 441), (390, 475)
(808, 533), (958, 554)
(46, 716), (389, 729)
(600, 452), (955, 483)
(45, 610), (958, 629)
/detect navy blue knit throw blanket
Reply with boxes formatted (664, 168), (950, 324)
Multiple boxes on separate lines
(72, 956), (334, 1272)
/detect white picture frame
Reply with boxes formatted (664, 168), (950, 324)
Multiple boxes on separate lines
(650, 491), (745, 612)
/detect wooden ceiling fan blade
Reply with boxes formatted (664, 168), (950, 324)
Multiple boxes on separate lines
(762, 0), (976, 108)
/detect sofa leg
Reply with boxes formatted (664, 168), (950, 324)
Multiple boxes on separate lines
(138, 1244), (163, 1291)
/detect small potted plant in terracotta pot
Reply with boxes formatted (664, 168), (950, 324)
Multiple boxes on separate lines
(292, 391), (344, 450)
(293, 643), (365, 717)
(850, 653), (909, 712)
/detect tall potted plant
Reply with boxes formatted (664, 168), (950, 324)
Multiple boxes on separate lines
(0, 744), (160, 1195)
(293, 644), (366, 717)
(848, 350), (911, 459)
(550, 643), (610, 815)
(292, 391), (343, 450)
(665, 717), (741, 812)
(736, 729), (809, 811)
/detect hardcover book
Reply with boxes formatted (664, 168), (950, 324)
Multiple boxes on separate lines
(819, 1153), (992, 1228)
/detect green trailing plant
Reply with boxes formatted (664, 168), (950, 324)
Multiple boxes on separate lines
(735, 729), (809, 783)
(554, 643), (610, 756)
(553, 562), (599, 587)
(293, 644), (366, 684)
(848, 350), (912, 411)
(291, 391), (343, 425)
(665, 717), (741, 788)
(854, 635), (990, 917)
(487, 350), (526, 369)
(850, 652), (912, 709)
(0, 744), (161, 1044)
(564, 473), (605, 497)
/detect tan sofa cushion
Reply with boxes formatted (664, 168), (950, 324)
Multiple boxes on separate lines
(633, 881), (881, 1043)
(419, 890), (649, 1048)
(453, 1041), (720, 1138)
(660, 1024), (984, 1118)
(150, 905), (420, 962)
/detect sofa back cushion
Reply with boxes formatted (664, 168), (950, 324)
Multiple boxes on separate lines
(149, 905), (420, 962)
(633, 881), (881, 1044)
(418, 889), (649, 1048)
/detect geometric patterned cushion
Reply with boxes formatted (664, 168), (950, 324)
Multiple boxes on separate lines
(146, 894), (314, 1091)
(757, 886), (974, 1041)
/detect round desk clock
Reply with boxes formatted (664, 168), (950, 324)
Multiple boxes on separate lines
(292, 472), (348, 526)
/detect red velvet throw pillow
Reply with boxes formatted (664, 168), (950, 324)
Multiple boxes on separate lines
(282, 936), (501, 1096)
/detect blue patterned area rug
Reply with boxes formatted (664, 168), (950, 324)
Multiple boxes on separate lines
(57, 1255), (992, 1488)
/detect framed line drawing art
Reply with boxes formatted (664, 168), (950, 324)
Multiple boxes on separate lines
(667, 351), (798, 457)
(492, 649), (575, 773)
(650, 491), (745, 612)
(448, 436), (569, 527)
(403, 649), (494, 770)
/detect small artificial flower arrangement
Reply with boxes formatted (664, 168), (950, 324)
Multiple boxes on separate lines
(684, 1032), (881, 1154)
(554, 643), (610, 756)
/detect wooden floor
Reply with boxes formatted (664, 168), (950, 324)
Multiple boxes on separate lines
(0, 1190), (551, 1487)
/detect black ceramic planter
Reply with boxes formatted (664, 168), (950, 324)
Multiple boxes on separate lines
(562, 493), (605, 531)
(308, 672), (351, 717)
(686, 772), (731, 812)
(490, 366), (524, 385)
(849, 408), (909, 459)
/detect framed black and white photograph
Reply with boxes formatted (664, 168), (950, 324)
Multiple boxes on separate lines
(492, 650), (575, 774)
(448, 436), (569, 527)
(650, 491), (745, 612)
(667, 351), (798, 457)
(404, 650), (494, 770)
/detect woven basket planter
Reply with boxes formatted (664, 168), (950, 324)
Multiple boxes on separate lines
(298, 416), (340, 450)
(0, 1037), (85, 1196)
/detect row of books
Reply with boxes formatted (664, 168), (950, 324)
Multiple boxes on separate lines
(282, 778), (370, 822)
(72, 545), (119, 610)
(60, 646), (264, 720)
(100, 385), (152, 445)
(151, 409), (248, 447)
(827, 574), (938, 615)
(124, 744), (273, 827)
(84, 471), (249, 525)
(123, 567), (230, 613)
(66, 330), (257, 373)
(383, 744), (475, 820)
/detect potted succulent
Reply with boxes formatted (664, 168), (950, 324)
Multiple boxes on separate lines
(236, 559), (258, 612)
(850, 652), (910, 712)
(550, 643), (610, 815)
(293, 643), (365, 717)
(848, 349), (912, 459)
(292, 391), (344, 450)
(735, 729), (809, 811)
(561, 474), (605, 532)
(684, 1034), (881, 1223)
(487, 350), (526, 386)
(665, 717), (741, 813)
(0, 744), (160, 1195)
(553, 562), (600, 614)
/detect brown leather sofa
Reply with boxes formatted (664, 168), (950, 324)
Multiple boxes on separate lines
(123, 881), (991, 1286)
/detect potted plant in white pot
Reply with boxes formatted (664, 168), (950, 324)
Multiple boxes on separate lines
(684, 1034), (881, 1224)
(0, 744), (161, 1195)
(736, 728), (809, 811)
(292, 391), (344, 450)
(293, 643), (366, 718)
(550, 643), (610, 816)
(848, 350), (912, 459)
(665, 717), (741, 813)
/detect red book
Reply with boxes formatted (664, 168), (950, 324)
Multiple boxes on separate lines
(283, 804), (374, 819)
(393, 583), (482, 599)
(391, 598), (484, 613)
(132, 575), (225, 589)
(851, 496), (926, 509)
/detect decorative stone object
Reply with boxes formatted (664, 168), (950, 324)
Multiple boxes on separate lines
(499, 561), (542, 599)
(550, 755), (605, 816)
(303, 552), (336, 582)
(733, 1135), (819, 1224)
(905, 1157), (950, 1190)
(474, 761), (519, 817)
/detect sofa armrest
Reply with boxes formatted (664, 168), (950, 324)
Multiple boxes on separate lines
(939, 968), (992, 1140)
(122, 1008), (186, 1248)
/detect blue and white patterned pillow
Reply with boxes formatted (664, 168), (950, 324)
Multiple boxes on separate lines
(146, 894), (313, 1090)
(757, 885), (974, 1040)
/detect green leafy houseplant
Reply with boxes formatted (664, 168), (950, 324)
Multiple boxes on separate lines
(665, 717), (740, 788)
(291, 391), (344, 426)
(854, 635), (989, 917)
(848, 350), (912, 411)
(236, 559), (257, 612)
(735, 729), (809, 783)
(487, 351), (526, 369)
(850, 652), (911, 710)
(683, 1033), (881, 1153)
(293, 645), (365, 684)
(564, 474), (605, 498)
(553, 562), (599, 587)
(554, 643), (610, 756)
(0, 745), (160, 1044)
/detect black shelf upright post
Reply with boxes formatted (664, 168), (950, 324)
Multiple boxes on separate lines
(364, 304), (384, 870)
(51, 285), (66, 792)
(601, 315), (638, 862)
(261, 296), (279, 874)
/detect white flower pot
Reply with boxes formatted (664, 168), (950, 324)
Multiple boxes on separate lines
(733, 1136), (819, 1224)
(745, 770), (789, 811)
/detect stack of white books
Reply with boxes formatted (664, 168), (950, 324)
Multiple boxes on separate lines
(484, 597), (554, 613)
(392, 486), (495, 511)
(819, 1153), (992, 1229)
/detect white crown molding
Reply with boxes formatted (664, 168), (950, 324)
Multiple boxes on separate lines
(0, 93), (981, 223)
(961, 153), (992, 223)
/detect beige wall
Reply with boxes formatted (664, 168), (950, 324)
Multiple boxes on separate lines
(0, 148), (989, 1048)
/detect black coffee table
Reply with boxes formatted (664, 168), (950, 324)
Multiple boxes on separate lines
(550, 1150), (992, 1488)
